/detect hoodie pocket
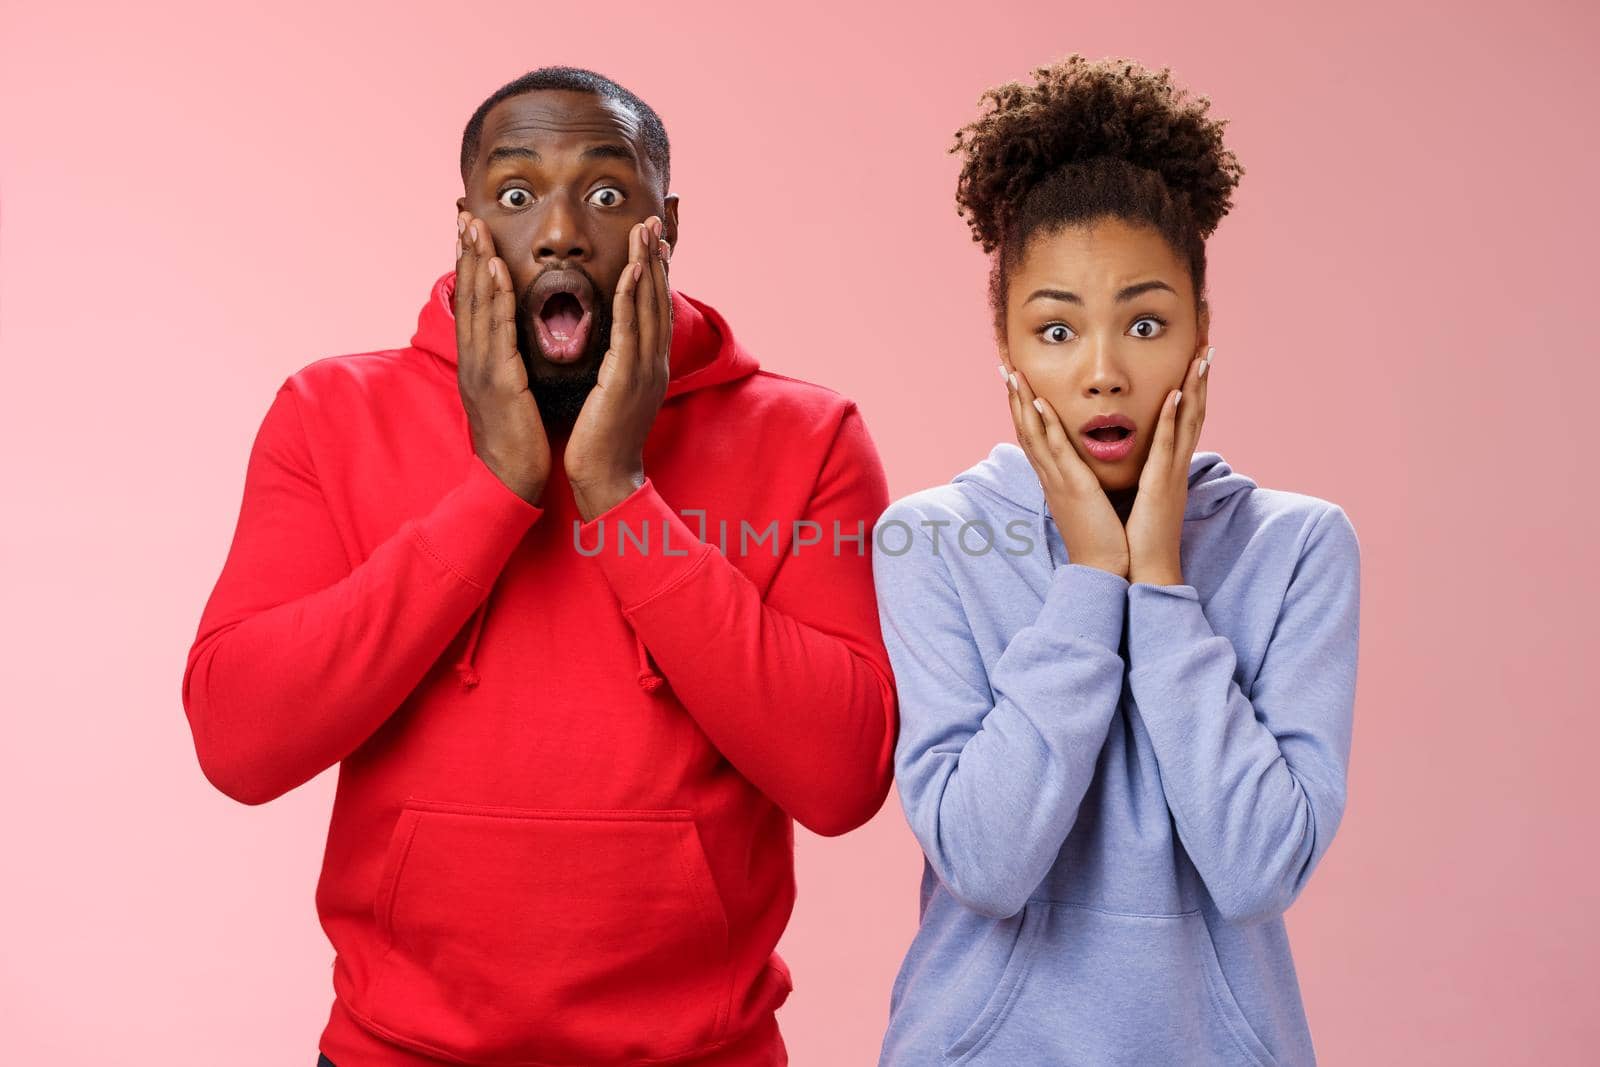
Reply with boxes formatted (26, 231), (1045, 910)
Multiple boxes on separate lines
(361, 799), (733, 1066)
(944, 902), (1047, 1062)
(943, 902), (1277, 1066)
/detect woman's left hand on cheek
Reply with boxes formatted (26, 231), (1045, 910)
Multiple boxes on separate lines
(1127, 345), (1212, 586)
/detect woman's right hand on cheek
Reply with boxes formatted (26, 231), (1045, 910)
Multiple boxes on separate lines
(1002, 362), (1131, 580)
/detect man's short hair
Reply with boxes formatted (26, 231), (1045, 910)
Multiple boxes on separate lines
(460, 66), (671, 191)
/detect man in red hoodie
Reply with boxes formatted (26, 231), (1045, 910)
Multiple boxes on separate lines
(182, 66), (897, 1066)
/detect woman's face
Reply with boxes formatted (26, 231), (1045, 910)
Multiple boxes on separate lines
(1002, 217), (1209, 492)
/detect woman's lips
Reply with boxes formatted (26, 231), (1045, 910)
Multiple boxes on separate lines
(1079, 414), (1138, 462)
(1081, 428), (1137, 462)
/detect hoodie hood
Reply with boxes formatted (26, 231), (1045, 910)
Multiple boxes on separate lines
(952, 442), (1257, 568)
(408, 270), (761, 690)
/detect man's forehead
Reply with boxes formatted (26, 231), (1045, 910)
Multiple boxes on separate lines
(482, 90), (642, 151)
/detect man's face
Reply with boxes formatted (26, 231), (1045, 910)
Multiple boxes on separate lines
(457, 89), (678, 427)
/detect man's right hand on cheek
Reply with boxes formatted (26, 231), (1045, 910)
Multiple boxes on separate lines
(454, 210), (551, 506)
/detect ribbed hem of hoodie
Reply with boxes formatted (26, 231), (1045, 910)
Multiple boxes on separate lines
(1125, 581), (1213, 666)
(320, 993), (788, 1067)
(1041, 562), (1130, 649)
(580, 476), (716, 612)
(410, 453), (544, 590)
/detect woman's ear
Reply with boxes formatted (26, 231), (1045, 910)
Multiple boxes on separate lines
(1196, 302), (1211, 353)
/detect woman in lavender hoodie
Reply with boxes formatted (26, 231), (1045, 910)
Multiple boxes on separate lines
(873, 56), (1360, 1066)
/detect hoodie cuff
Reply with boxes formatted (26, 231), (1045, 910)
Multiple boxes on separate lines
(1126, 582), (1214, 667)
(580, 476), (716, 612)
(1040, 562), (1130, 650)
(411, 453), (544, 590)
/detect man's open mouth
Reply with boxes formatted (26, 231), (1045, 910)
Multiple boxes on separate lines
(529, 270), (595, 363)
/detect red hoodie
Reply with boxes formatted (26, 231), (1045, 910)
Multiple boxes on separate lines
(182, 271), (898, 1066)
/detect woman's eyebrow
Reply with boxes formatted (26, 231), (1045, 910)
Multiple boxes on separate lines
(1024, 288), (1083, 305)
(1114, 280), (1176, 301)
(1024, 280), (1177, 306)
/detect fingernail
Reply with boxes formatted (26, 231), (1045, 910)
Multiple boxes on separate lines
(457, 216), (466, 235)
(456, 238), (463, 259)
(997, 364), (1008, 383)
(469, 223), (479, 243)
(1032, 398), (1045, 413)
(1206, 345), (1216, 362)
(1175, 390), (1183, 408)
(1008, 373), (1017, 390)
(1198, 360), (1209, 379)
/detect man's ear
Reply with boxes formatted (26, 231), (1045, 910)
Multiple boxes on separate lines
(662, 194), (680, 252)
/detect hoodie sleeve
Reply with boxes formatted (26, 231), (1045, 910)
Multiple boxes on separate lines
(577, 403), (896, 838)
(1126, 504), (1360, 924)
(181, 380), (543, 806)
(876, 505), (1131, 919)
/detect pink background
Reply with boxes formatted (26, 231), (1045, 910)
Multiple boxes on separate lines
(3, 1), (1596, 1063)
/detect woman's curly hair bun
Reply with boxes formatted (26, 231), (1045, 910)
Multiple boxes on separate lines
(952, 54), (1244, 255)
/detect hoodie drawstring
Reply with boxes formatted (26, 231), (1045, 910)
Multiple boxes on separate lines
(454, 591), (491, 690)
(636, 636), (665, 693)
(453, 585), (666, 695)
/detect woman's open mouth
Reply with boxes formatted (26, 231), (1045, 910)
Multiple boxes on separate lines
(1079, 414), (1137, 462)
(529, 270), (595, 363)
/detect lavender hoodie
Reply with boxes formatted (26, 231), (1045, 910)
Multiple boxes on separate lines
(873, 444), (1360, 1066)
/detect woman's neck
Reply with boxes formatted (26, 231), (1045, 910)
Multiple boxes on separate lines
(1106, 485), (1138, 525)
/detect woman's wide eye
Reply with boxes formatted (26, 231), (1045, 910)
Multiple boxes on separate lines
(587, 186), (625, 208)
(498, 188), (532, 209)
(1040, 324), (1074, 344)
(1129, 316), (1166, 339)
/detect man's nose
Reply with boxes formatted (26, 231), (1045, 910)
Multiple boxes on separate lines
(533, 196), (590, 262)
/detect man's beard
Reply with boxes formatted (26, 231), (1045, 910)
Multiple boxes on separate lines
(515, 272), (613, 434)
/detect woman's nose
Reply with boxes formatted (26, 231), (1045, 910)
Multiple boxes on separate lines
(1081, 344), (1128, 396)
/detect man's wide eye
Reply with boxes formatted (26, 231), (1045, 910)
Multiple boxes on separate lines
(498, 188), (532, 209)
(588, 186), (625, 208)
(1129, 316), (1166, 339)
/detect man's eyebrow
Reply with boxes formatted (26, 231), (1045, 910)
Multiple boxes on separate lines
(580, 142), (637, 164)
(486, 145), (539, 168)
(484, 142), (638, 170)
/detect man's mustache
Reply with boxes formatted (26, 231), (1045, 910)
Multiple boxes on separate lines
(516, 267), (609, 320)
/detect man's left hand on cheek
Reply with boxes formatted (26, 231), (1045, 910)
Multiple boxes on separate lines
(567, 215), (674, 522)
